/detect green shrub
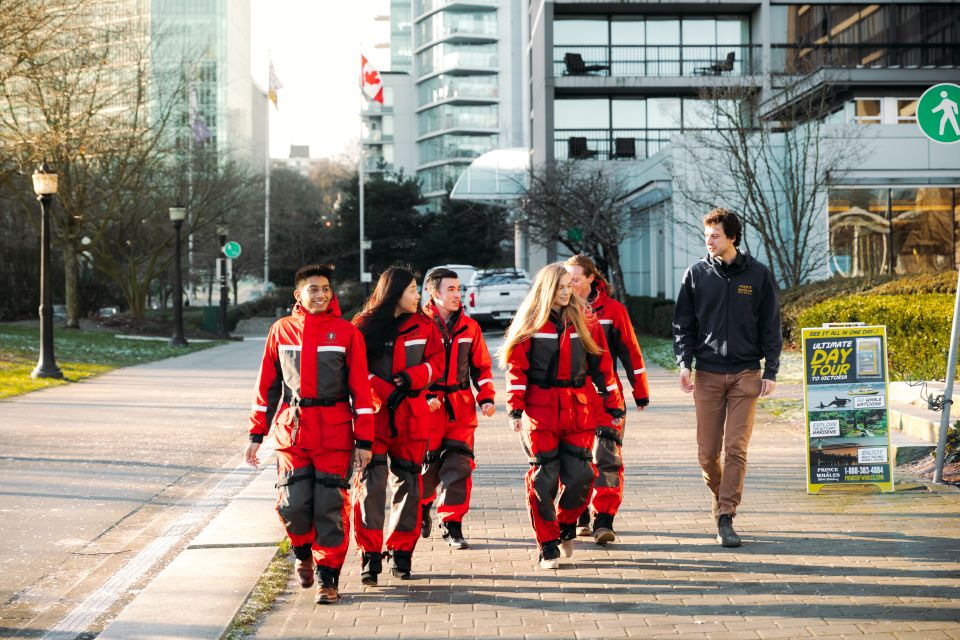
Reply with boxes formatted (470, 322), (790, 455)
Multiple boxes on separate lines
(796, 293), (954, 381)
(779, 275), (894, 346)
(625, 295), (674, 338)
(866, 271), (957, 296)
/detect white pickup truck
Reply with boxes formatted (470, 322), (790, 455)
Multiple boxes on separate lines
(463, 268), (532, 325)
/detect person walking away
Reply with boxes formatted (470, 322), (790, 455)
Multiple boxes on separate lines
(500, 263), (625, 569)
(419, 268), (496, 549)
(353, 266), (445, 583)
(245, 264), (374, 604)
(673, 208), (781, 547)
(564, 255), (650, 544)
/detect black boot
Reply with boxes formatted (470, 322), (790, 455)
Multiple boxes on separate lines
(538, 539), (561, 569)
(420, 503), (433, 539)
(440, 520), (469, 549)
(360, 551), (382, 586)
(389, 549), (412, 579)
(592, 512), (616, 545)
(717, 514), (742, 547)
(576, 509), (592, 536)
(315, 566), (341, 604)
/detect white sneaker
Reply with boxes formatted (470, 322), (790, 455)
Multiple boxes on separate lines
(560, 539), (574, 559)
(576, 525), (592, 537)
(539, 557), (560, 569)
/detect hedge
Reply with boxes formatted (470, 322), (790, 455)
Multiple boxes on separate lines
(796, 293), (954, 381)
(865, 271), (957, 296)
(624, 295), (674, 338)
(779, 275), (893, 345)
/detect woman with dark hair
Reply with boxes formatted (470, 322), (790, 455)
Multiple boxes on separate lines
(564, 255), (650, 545)
(352, 265), (444, 584)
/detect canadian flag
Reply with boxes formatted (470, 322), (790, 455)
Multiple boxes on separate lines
(361, 54), (384, 104)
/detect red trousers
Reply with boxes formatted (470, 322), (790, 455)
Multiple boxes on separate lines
(421, 406), (476, 524)
(275, 443), (352, 571)
(520, 425), (597, 546)
(588, 423), (625, 517)
(353, 404), (429, 554)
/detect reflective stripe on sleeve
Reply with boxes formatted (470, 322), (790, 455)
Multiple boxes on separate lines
(606, 384), (618, 391)
(633, 368), (646, 375)
(600, 319), (613, 324)
(478, 378), (494, 386)
(252, 404), (268, 412)
(279, 344), (302, 352)
(425, 362), (433, 379)
(406, 338), (427, 346)
(356, 408), (374, 415)
(507, 384), (527, 391)
(533, 333), (557, 339)
(458, 337), (473, 344)
(317, 345), (346, 353)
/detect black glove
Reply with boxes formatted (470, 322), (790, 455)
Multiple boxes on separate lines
(636, 397), (649, 408)
(394, 371), (412, 392)
(509, 409), (523, 420)
(387, 387), (405, 411)
(607, 407), (625, 420)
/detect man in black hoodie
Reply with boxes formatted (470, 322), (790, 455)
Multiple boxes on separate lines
(673, 208), (782, 548)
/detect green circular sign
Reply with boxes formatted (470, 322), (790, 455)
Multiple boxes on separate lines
(223, 241), (242, 259)
(917, 83), (960, 144)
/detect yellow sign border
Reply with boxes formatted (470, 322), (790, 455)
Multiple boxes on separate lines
(802, 325), (895, 494)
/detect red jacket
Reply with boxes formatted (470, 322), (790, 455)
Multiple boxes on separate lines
(424, 301), (495, 422)
(360, 311), (445, 424)
(590, 282), (650, 405)
(505, 313), (625, 428)
(249, 296), (374, 449)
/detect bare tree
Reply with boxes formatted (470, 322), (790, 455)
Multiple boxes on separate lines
(519, 161), (639, 301)
(670, 76), (870, 287)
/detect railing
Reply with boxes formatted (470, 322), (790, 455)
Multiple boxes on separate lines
(414, 0), (497, 19)
(553, 45), (761, 78)
(554, 128), (682, 161)
(770, 43), (960, 75)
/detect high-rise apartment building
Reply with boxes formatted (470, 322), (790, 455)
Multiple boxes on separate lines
(363, 0), (527, 210)
(527, 0), (960, 294)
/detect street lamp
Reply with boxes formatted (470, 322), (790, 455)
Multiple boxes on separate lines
(31, 162), (63, 379)
(216, 222), (230, 339)
(168, 204), (189, 347)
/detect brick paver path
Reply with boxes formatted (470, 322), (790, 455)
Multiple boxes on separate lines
(255, 346), (960, 639)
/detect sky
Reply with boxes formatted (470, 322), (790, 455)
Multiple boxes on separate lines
(250, 1), (390, 161)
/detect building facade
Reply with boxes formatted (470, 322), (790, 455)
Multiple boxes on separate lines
(526, 0), (960, 296)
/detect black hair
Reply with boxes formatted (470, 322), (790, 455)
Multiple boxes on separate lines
(353, 264), (420, 359)
(294, 263), (335, 288)
(425, 268), (459, 295)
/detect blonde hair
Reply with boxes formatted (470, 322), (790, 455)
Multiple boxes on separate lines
(498, 263), (601, 368)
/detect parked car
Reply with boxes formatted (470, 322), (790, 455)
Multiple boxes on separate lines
(463, 268), (531, 325)
(420, 264), (478, 307)
(98, 306), (119, 318)
(52, 304), (66, 321)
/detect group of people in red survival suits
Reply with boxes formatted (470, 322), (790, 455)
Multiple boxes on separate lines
(246, 258), (650, 600)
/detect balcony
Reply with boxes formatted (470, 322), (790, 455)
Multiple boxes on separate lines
(413, 0), (497, 20)
(553, 45), (761, 78)
(771, 43), (960, 75)
(554, 129), (682, 161)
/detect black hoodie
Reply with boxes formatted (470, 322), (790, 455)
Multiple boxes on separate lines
(672, 251), (782, 381)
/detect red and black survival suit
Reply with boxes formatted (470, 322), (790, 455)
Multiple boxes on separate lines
(353, 311), (444, 575)
(249, 296), (374, 581)
(582, 282), (650, 528)
(421, 301), (495, 528)
(504, 313), (625, 556)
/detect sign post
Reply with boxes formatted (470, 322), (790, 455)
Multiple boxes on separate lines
(917, 83), (960, 144)
(802, 323), (894, 494)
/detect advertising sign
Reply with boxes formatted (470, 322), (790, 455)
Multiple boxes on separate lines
(801, 324), (894, 493)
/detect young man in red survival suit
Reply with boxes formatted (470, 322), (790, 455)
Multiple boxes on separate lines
(565, 255), (650, 545)
(244, 264), (374, 605)
(419, 268), (496, 549)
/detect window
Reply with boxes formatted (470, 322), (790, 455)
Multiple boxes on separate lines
(555, 18), (608, 45)
(555, 99), (609, 129)
(897, 98), (918, 123)
(647, 98), (682, 128)
(854, 99), (881, 124)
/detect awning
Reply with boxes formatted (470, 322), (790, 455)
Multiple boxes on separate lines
(449, 148), (530, 203)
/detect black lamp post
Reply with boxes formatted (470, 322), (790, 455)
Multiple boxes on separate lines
(31, 163), (64, 379)
(169, 204), (188, 347)
(216, 222), (230, 339)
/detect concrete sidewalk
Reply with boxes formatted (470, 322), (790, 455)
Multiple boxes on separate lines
(248, 363), (960, 639)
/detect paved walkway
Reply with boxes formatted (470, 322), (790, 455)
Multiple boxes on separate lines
(254, 350), (960, 639)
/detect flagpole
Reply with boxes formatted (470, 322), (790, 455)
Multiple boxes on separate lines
(359, 104), (365, 287)
(264, 90), (271, 290)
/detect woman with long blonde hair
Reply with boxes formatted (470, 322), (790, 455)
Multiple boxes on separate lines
(499, 263), (625, 569)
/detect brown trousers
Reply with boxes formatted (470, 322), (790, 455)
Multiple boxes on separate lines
(693, 369), (762, 517)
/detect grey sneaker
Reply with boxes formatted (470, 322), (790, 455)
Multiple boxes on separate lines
(717, 514), (742, 547)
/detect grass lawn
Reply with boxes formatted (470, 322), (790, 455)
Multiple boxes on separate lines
(637, 332), (803, 384)
(0, 324), (219, 400)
